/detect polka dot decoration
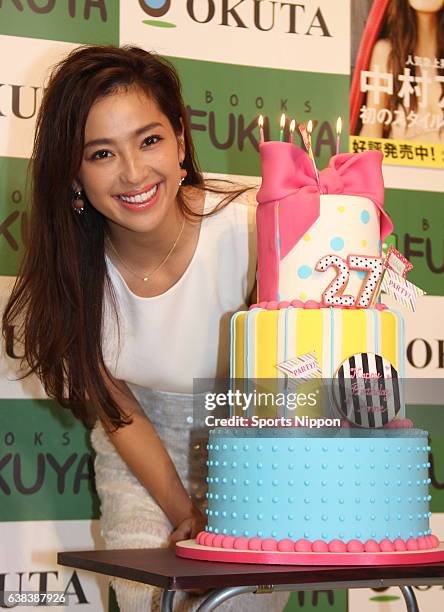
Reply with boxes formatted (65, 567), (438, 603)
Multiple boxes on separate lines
(297, 265), (312, 279)
(360, 210), (370, 224)
(330, 237), (344, 251)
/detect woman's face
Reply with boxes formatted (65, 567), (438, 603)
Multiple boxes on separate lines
(76, 86), (184, 235)
(408, 0), (444, 12)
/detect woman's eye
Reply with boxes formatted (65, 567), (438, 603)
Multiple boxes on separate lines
(91, 150), (112, 161)
(143, 135), (161, 147)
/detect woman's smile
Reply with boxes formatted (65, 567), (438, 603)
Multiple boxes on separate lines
(114, 182), (161, 211)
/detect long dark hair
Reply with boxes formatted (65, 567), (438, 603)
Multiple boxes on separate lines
(384, 0), (444, 136)
(2, 45), (247, 430)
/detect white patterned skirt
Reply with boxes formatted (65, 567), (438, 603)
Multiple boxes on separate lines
(90, 385), (288, 612)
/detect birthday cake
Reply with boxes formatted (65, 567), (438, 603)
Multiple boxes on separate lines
(195, 142), (438, 555)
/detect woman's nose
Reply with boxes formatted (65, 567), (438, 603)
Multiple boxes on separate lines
(120, 153), (147, 186)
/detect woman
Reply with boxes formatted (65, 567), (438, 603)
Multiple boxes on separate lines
(351, 0), (444, 141)
(2, 46), (288, 611)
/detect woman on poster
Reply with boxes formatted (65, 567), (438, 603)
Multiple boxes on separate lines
(350, 0), (444, 142)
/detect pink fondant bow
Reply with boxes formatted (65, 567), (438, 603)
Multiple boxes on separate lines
(257, 144), (393, 260)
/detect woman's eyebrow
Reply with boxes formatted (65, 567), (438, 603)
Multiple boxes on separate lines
(83, 122), (164, 149)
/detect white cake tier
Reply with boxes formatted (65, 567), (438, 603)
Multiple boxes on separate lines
(278, 194), (381, 303)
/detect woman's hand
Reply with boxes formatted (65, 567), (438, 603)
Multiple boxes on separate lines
(169, 508), (209, 596)
(169, 507), (207, 547)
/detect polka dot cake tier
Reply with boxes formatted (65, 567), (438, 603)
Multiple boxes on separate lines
(202, 428), (436, 548)
(256, 144), (392, 305)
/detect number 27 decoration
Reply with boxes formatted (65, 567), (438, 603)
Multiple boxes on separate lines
(316, 254), (383, 308)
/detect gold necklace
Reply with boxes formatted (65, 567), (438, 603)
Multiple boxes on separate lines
(106, 217), (186, 282)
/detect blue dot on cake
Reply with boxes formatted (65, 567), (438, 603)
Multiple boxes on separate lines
(361, 210), (370, 224)
(330, 237), (344, 251)
(297, 265), (312, 279)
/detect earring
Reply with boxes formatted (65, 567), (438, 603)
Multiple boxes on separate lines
(72, 189), (85, 214)
(179, 166), (187, 187)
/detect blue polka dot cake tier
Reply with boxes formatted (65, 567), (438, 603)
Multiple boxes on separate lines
(197, 428), (439, 554)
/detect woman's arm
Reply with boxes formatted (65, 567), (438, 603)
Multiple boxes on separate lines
(248, 280), (257, 307)
(359, 39), (391, 138)
(100, 374), (204, 533)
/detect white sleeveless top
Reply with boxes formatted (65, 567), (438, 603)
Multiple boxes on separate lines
(101, 190), (257, 393)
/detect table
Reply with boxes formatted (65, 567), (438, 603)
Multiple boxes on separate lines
(58, 548), (444, 611)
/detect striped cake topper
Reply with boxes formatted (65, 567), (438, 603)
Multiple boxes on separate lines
(333, 352), (401, 428)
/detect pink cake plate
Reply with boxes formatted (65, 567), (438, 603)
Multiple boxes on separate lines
(176, 540), (444, 566)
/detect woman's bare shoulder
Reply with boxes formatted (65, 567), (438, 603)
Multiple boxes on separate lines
(369, 38), (392, 69)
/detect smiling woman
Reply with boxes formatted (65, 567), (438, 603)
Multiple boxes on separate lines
(0, 45), (287, 612)
(76, 87), (190, 248)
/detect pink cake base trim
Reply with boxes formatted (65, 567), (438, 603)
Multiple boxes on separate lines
(249, 301), (389, 311)
(196, 532), (439, 553)
(177, 540), (444, 566)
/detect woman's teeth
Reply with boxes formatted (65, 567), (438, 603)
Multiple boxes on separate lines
(119, 184), (158, 204)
